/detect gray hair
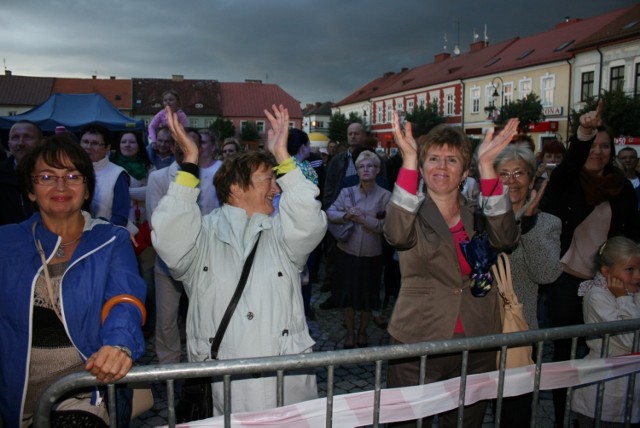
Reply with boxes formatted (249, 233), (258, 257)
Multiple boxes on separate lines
(355, 150), (380, 168)
(494, 144), (537, 177)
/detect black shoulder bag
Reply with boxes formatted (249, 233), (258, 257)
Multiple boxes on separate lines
(176, 233), (262, 422)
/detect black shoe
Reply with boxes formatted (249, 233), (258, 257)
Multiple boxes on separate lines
(319, 298), (335, 310)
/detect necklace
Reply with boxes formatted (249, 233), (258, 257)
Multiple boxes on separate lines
(55, 234), (82, 258)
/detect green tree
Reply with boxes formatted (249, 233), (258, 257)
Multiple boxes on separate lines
(209, 117), (236, 141)
(405, 101), (447, 137)
(493, 93), (544, 133)
(328, 111), (349, 145)
(239, 121), (260, 141)
(570, 90), (640, 137)
(328, 111), (366, 146)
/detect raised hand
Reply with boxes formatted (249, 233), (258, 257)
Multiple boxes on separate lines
(477, 118), (519, 179)
(264, 104), (290, 164)
(580, 99), (604, 130)
(391, 110), (418, 170)
(165, 106), (199, 164)
(523, 179), (547, 217)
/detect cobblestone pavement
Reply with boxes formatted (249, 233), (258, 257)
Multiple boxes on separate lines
(130, 283), (557, 427)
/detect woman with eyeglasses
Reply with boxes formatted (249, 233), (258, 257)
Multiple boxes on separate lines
(0, 135), (146, 427)
(492, 143), (563, 426)
(539, 100), (640, 425)
(326, 150), (391, 348)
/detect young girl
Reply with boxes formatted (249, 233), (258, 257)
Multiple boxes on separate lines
(572, 236), (640, 427)
(147, 90), (189, 145)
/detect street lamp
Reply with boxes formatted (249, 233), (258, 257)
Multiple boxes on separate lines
(491, 76), (504, 108)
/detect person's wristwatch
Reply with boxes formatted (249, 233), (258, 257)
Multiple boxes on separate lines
(112, 345), (132, 358)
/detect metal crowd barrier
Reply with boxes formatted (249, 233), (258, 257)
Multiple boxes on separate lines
(33, 319), (640, 428)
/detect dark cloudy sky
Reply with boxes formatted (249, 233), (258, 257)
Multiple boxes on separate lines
(0, 0), (635, 105)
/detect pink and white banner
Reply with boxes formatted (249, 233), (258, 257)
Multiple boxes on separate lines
(169, 354), (640, 428)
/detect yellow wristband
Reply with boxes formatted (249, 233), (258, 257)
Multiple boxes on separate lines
(273, 157), (296, 175)
(176, 170), (200, 188)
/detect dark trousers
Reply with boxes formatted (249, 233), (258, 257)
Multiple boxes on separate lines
(547, 272), (586, 426)
(387, 336), (496, 428)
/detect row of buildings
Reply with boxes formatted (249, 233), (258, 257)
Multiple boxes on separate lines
(333, 4), (640, 153)
(0, 74), (302, 140)
(1, 5), (639, 152)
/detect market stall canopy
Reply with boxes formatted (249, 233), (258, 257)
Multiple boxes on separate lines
(0, 93), (144, 133)
(308, 132), (329, 148)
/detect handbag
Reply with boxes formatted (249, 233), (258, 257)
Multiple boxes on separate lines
(327, 187), (356, 243)
(175, 233), (262, 423)
(491, 252), (534, 369)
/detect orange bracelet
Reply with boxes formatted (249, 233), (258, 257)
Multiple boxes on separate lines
(101, 294), (147, 326)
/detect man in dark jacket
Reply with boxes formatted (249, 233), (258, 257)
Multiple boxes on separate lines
(0, 120), (42, 225)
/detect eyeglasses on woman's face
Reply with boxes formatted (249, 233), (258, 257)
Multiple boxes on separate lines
(32, 173), (86, 186)
(498, 170), (528, 181)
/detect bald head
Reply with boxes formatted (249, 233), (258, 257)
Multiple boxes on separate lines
(347, 122), (365, 151)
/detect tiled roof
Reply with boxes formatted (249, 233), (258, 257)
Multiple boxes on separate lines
(570, 4), (640, 51)
(219, 81), (301, 118)
(302, 101), (333, 116)
(335, 69), (413, 106)
(52, 77), (132, 109)
(477, 6), (633, 76)
(0, 75), (54, 106)
(132, 78), (222, 116)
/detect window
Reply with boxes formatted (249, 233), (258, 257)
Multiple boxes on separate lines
(8, 111), (17, 116)
(503, 82), (514, 105)
(240, 120), (247, 131)
(470, 87), (480, 114)
(635, 64), (640, 97)
(516, 49), (534, 60)
(376, 102), (383, 124)
(205, 119), (214, 127)
(385, 101), (393, 123)
(519, 78), (532, 98)
(190, 118), (199, 127)
(485, 85), (495, 107)
(444, 91), (455, 116)
(610, 65), (625, 91)
(429, 91), (440, 113)
(554, 40), (574, 52)
(407, 99), (415, 113)
(581, 71), (594, 101)
(256, 121), (265, 133)
(540, 74), (555, 107)
(417, 94), (427, 108)
(396, 99), (404, 113)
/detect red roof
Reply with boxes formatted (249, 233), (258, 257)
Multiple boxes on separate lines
(219, 81), (301, 119)
(0, 75), (54, 106)
(477, 6), (633, 76)
(335, 69), (413, 105)
(52, 77), (132, 109)
(570, 4), (640, 51)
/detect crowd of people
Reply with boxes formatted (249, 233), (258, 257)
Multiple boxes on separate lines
(0, 97), (639, 427)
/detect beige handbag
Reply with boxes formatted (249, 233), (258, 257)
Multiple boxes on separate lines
(491, 253), (534, 368)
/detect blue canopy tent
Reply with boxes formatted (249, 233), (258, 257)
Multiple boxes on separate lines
(0, 93), (144, 134)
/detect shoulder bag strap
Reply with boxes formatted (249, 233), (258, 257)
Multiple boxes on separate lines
(210, 232), (262, 359)
(491, 252), (519, 305)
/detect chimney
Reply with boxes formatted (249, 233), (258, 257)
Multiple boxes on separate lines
(469, 40), (488, 52)
(383, 72), (395, 78)
(434, 52), (451, 63)
(92, 75), (97, 79)
(172, 74), (184, 82)
(110, 76), (116, 80)
(401, 67), (409, 72)
(4, 69), (11, 76)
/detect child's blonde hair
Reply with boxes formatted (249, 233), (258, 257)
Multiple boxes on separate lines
(595, 236), (640, 273)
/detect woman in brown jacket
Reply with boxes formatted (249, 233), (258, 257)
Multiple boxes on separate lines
(383, 112), (519, 427)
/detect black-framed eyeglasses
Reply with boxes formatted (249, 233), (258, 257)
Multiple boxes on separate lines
(32, 174), (86, 186)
